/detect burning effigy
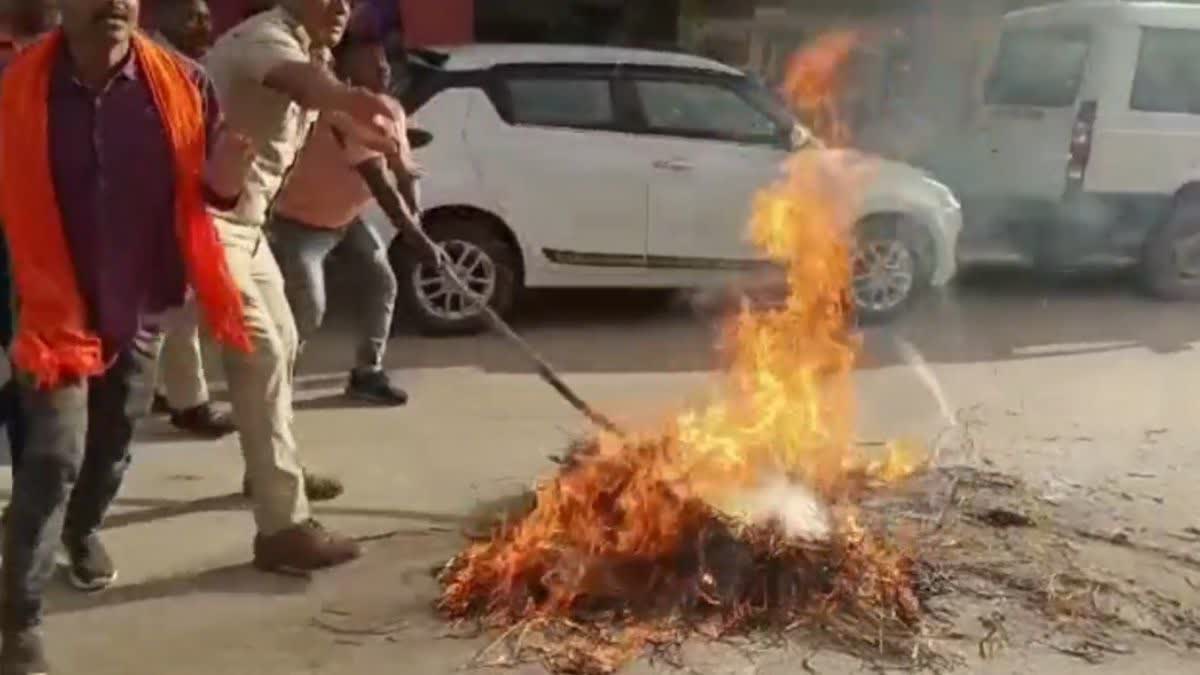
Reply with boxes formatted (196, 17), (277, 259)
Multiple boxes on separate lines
(434, 33), (937, 672)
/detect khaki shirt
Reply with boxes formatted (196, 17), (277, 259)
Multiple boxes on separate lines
(204, 7), (330, 226)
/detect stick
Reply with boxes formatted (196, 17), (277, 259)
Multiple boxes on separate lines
(340, 129), (627, 438)
(425, 241), (626, 437)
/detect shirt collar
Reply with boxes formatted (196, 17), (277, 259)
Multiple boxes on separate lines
(56, 38), (139, 89)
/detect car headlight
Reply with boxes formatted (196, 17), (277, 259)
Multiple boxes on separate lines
(922, 176), (960, 211)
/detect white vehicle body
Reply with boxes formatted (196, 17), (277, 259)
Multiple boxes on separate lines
(942, 1), (1200, 269)
(365, 44), (961, 331)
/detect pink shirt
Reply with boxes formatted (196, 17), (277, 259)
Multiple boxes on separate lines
(274, 96), (411, 229)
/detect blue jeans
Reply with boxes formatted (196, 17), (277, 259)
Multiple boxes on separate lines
(269, 216), (398, 372)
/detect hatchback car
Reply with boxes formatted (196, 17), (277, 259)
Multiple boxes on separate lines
(364, 44), (962, 333)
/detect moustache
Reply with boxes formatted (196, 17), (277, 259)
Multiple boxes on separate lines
(92, 4), (132, 24)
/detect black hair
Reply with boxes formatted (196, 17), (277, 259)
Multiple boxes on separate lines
(332, 25), (384, 67)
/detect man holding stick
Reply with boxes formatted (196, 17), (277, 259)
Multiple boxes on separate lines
(201, 0), (402, 573)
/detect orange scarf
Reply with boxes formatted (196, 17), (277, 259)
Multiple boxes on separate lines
(0, 30), (251, 388)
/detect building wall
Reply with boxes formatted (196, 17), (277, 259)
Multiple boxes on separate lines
(401, 0), (474, 46)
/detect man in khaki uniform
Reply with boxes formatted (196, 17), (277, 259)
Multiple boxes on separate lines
(204, 0), (399, 572)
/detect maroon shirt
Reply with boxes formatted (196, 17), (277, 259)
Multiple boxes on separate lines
(46, 44), (221, 355)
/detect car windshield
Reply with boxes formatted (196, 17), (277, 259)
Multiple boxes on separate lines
(985, 26), (1090, 107)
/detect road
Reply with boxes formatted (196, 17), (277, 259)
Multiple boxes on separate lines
(11, 268), (1200, 674)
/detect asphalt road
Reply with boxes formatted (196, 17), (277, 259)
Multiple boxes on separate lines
(14, 266), (1200, 674)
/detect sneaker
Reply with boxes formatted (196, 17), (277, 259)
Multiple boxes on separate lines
(345, 369), (408, 407)
(169, 403), (236, 439)
(253, 519), (361, 575)
(243, 469), (344, 502)
(63, 533), (117, 592)
(0, 628), (49, 675)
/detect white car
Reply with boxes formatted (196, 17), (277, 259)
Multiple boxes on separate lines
(364, 44), (962, 333)
(936, 1), (1200, 298)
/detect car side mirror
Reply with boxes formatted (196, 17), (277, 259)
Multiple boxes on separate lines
(407, 128), (434, 150)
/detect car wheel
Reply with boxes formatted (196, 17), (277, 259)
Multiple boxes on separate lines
(1141, 194), (1200, 301)
(851, 216), (932, 323)
(392, 218), (519, 335)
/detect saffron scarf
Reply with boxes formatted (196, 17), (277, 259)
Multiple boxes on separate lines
(0, 30), (251, 388)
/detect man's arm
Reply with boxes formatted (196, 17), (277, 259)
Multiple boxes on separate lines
(197, 71), (247, 209)
(239, 33), (398, 153)
(353, 156), (436, 266)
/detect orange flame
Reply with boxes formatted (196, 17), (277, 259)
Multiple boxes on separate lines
(439, 33), (924, 646)
(677, 30), (920, 507)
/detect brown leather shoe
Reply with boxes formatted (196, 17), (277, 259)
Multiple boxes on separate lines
(253, 520), (361, 574)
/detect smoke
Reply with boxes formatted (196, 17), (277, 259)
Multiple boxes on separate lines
(726, 474), (833, 542)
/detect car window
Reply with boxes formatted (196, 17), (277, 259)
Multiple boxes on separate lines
(1131, 28), (1200, 115)
(505, 77), (615, 129)
(633, 78), (781, 143)
(985, 27), (1090, 107)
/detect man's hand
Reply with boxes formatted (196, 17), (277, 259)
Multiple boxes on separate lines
(205, 127), (256, 203)
(333, 88), (401, 155)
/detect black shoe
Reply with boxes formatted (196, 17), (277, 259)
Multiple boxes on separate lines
(243, 469), (344, 502)
(0, 628), (49, 675)
(63, 533), (117, 592)
(169, 403), (236, 439)
(151, 393), (171, 416)
(345, 369), (408, 407)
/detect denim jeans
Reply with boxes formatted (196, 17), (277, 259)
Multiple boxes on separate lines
(270, 215), (398, 372)
(1, 348), (153, 630)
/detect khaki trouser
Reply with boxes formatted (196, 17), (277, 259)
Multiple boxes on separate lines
(214, 216), (309, 534)
(156, 300), (208, 411)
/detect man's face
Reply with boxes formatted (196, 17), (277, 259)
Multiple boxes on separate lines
(294, 0), (349, 47)
(60, 0), (138, 44)
(341, 43), (389, 92)
(162, 0), (212, 58)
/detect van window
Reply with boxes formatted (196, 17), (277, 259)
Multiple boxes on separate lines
(1131, 28), (1200, 114)
(985, 27), (1090, 107)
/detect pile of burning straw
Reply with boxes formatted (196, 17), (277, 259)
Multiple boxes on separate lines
(437, 32), (935, 673)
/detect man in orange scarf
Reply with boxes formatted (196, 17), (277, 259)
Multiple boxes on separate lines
(0, 0), (249, 670)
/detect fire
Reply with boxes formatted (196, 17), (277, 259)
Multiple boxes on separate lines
(438, 32), (926, 672)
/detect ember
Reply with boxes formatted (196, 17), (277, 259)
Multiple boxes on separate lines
(438, 33), (929, 673)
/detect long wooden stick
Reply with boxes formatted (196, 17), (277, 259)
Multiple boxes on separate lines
(419, 233), (627, 437)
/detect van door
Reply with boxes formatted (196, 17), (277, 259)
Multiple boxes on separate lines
(970, 25), (1093, 200)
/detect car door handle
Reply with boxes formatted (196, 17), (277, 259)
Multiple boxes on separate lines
(653, 159), (693, 172)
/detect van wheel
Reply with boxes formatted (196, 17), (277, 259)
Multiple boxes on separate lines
(392, 218), (519, 335)
(1141, 195), (1200, 301)
(851, 216), (933, 323)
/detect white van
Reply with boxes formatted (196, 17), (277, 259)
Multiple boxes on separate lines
(945, 1), (1200, 297)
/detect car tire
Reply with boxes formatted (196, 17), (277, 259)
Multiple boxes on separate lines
(392, 216), (519, 336)
(851, 215), (933, 324)
(1141, 194), (1200, 301)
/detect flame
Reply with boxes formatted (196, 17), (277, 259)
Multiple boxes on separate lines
(677, 30), (921, 507)
(438, 32), (926, 662)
